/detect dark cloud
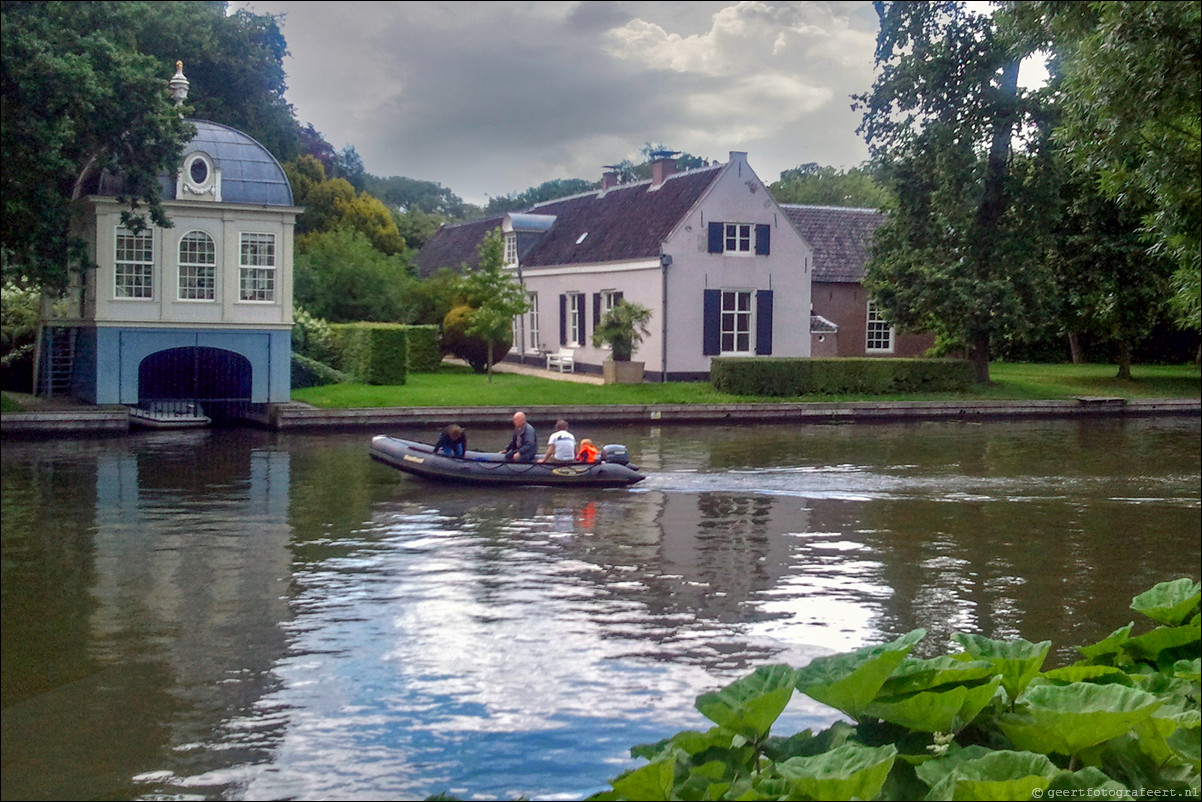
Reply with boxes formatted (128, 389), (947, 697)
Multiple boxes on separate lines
(236, 1), (879, 204)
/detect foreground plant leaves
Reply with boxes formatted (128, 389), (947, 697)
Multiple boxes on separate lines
(952, 633), (1051, 705)
(1130, 578), (1201, 627)
(694, 664), (801, 744)
(771, 742), (897, 801)
(793, 630), (925, 721)
(918, 749), (1058, 801)
(998, 683), (1163, 757)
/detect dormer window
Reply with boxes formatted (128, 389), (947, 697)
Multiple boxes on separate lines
(180, 152), (219, 200)
(504, 233), (518, 267)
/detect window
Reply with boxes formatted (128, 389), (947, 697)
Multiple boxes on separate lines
(178, 231), (216, 300)
(239, 233), (276, 302)
(721, 290), (753, 353)
(866, 301), (894, 352)
(600, 289), (621, 318)
(724, 223), (752, 254)
(115, 228), (154, 299)
(504, 233), (518, 267)
(708, 222), (771, 255)
(526, 292), (540, 352)
(568, 292), (585, 345)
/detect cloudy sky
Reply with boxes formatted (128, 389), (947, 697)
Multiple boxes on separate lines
(232, 1), (885, 205)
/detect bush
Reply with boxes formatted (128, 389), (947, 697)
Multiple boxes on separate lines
(329, 323), (408, 385)
(404, 324), (442, 372)
(442, 304), (511, 373)
(711, 357), (974, 396)
(291, 353), (357, 389)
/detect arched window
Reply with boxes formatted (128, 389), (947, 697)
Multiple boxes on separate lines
(178, 230), (216, 300)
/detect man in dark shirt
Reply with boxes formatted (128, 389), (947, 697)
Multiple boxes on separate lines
(502, 411), (537, 462)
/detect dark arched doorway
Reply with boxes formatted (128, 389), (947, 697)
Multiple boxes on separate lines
(137, 347), (252, 421)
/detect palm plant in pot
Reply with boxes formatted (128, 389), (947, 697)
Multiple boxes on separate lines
(592, 300), (653, 383)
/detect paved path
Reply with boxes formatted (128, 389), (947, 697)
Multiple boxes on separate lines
(448, 357), (604, 385)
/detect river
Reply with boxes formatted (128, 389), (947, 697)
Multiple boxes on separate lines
(2, 416), (1199, 800)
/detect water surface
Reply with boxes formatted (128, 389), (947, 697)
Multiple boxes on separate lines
(2, 417), (1198, 800)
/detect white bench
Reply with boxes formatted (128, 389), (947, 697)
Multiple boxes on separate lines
(545, 347), (575, 373)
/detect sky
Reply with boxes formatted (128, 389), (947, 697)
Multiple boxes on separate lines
(226, 2), (909, 206)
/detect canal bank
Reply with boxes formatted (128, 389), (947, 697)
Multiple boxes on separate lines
(2, 396), (1198, 437)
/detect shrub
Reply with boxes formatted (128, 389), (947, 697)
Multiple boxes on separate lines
(404, 324), (442, 372)
(329, 322), (408, 385)
(442, 304), (511, 373)
(711, 357), (974, 396)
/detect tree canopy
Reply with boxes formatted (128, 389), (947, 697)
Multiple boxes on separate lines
(768, 163), (893, 209)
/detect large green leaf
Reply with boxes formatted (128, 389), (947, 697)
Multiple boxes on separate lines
(1124, 621), (1201, 666)
(609, 756), (677, 801)
(794, 630), (926, 720)
(952, 633), (1050, 704)
(865, 677), (1002, 733)
(919, 750), (1057, 801)
(998, 683), (1163, 757)
(1040, 664), (1132, 686)
(1044, 767), (1130, 797)
(772, 742), (897, 801)
(1130, 578), (1201, 626)
(1075, 622), (1135, 664)
(876, 656), (998, 697)
(695, 664), (800, 743)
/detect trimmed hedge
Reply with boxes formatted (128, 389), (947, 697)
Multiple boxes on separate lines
(404, 324), (442, 373)
(710, 357), (974, 396)
(330, 323), (409, 386)
(291, 353), (357, 389)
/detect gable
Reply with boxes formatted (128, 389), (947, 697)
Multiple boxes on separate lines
(782, 205), (884, 284)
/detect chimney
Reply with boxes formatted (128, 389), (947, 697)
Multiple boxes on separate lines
(650, 150), (679, 186)
(602, 169), (619, 191)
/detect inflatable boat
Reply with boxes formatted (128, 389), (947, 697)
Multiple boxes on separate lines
(369, 435), (646, 488)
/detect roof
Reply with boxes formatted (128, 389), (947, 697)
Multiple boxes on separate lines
(94, 119), (294, 207)
(415, 165), (723, 276)
(781, 204), (885, 283)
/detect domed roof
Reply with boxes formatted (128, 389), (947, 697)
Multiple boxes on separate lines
(167, 119), (294, 206)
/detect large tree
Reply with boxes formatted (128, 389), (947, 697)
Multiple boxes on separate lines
(1007, 1), (1201, 333)
(1, 1), (193, 289)
(855, 1), (1057, 383)
(768, 163), (893, 209)
(1, 0), (306, 290)
(458, 228), (529, 381)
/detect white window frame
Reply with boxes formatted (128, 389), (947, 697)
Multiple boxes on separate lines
(525, 292), (540, 353)
(600, 289), (621, 317)
(866, 300), (895, 353)
(504, 233), (518, 267)
(723, 223), (753, 255)
(720, 289), (754, 354)
(177, 230), (216, 301)
(114, 227), (154, 300)
(239, 232), (276, 302)
(567, 292), (585, 346)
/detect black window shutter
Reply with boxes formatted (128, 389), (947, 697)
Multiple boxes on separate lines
(755, 224), (771, 255)
(559, 294), (567, 346)
(703, 289), (721, 355)
(593, 293), (601, 327)
(614, 290), (623, 304)
(708, 222), (724, 253)
(755, 290), (774, 355)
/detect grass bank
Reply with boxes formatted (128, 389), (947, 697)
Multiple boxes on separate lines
(290, 362), (1200, 409)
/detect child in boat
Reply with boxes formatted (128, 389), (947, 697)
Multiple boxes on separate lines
(576, 438), (599, 463)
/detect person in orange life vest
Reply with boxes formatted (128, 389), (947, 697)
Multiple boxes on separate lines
(576, 438), (599, 463)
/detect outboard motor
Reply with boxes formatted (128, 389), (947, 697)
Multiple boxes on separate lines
(600, 444), (631, 465)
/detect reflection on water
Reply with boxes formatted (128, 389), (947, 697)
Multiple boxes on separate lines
(2, 418), (1199, 800)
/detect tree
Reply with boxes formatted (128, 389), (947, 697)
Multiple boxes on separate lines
(1007, 1), (1201, 333)
(484, 178), (599, 215)
(457, 229), (529, 381)
(364, 174), (469, 218)
(1, 1), (195, 289)
(293, 227), (414, 323)
(854, 1), (1056, 383)
(769, 163), (893, 209)
(287, 157), (407, 255)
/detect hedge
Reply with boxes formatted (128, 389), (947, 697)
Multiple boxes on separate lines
(291, 353), (357, 389)
(330, 323), (409, 386)
(404, 324), (442, 373)
(710, 357), (974, 396)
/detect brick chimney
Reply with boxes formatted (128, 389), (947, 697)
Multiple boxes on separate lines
(601, 169), (619, 191)
(650, 150), (678, 186)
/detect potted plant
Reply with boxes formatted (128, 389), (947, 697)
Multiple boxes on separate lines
(592, 300), (653, 383)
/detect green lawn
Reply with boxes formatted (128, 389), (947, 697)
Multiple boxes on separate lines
(289, 361), (1201, 409)
(2, 362), (1196, 414)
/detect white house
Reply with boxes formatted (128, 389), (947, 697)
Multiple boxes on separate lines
(36, 64), (301, 417)
(417, 151), (812, 381)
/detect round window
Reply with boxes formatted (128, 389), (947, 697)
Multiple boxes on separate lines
(189, 157), (209, 185)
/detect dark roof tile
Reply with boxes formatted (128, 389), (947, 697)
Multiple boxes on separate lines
(782, 204), (884, 283)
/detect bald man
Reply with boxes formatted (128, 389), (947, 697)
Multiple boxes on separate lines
(502, 410), (538, 462)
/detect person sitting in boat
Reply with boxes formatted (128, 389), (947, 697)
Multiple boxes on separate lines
(576, 438), (599, 463)
(434, 424), (466, 458)
(502, 411), (538, 462)
(539, 419), (576, 464)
